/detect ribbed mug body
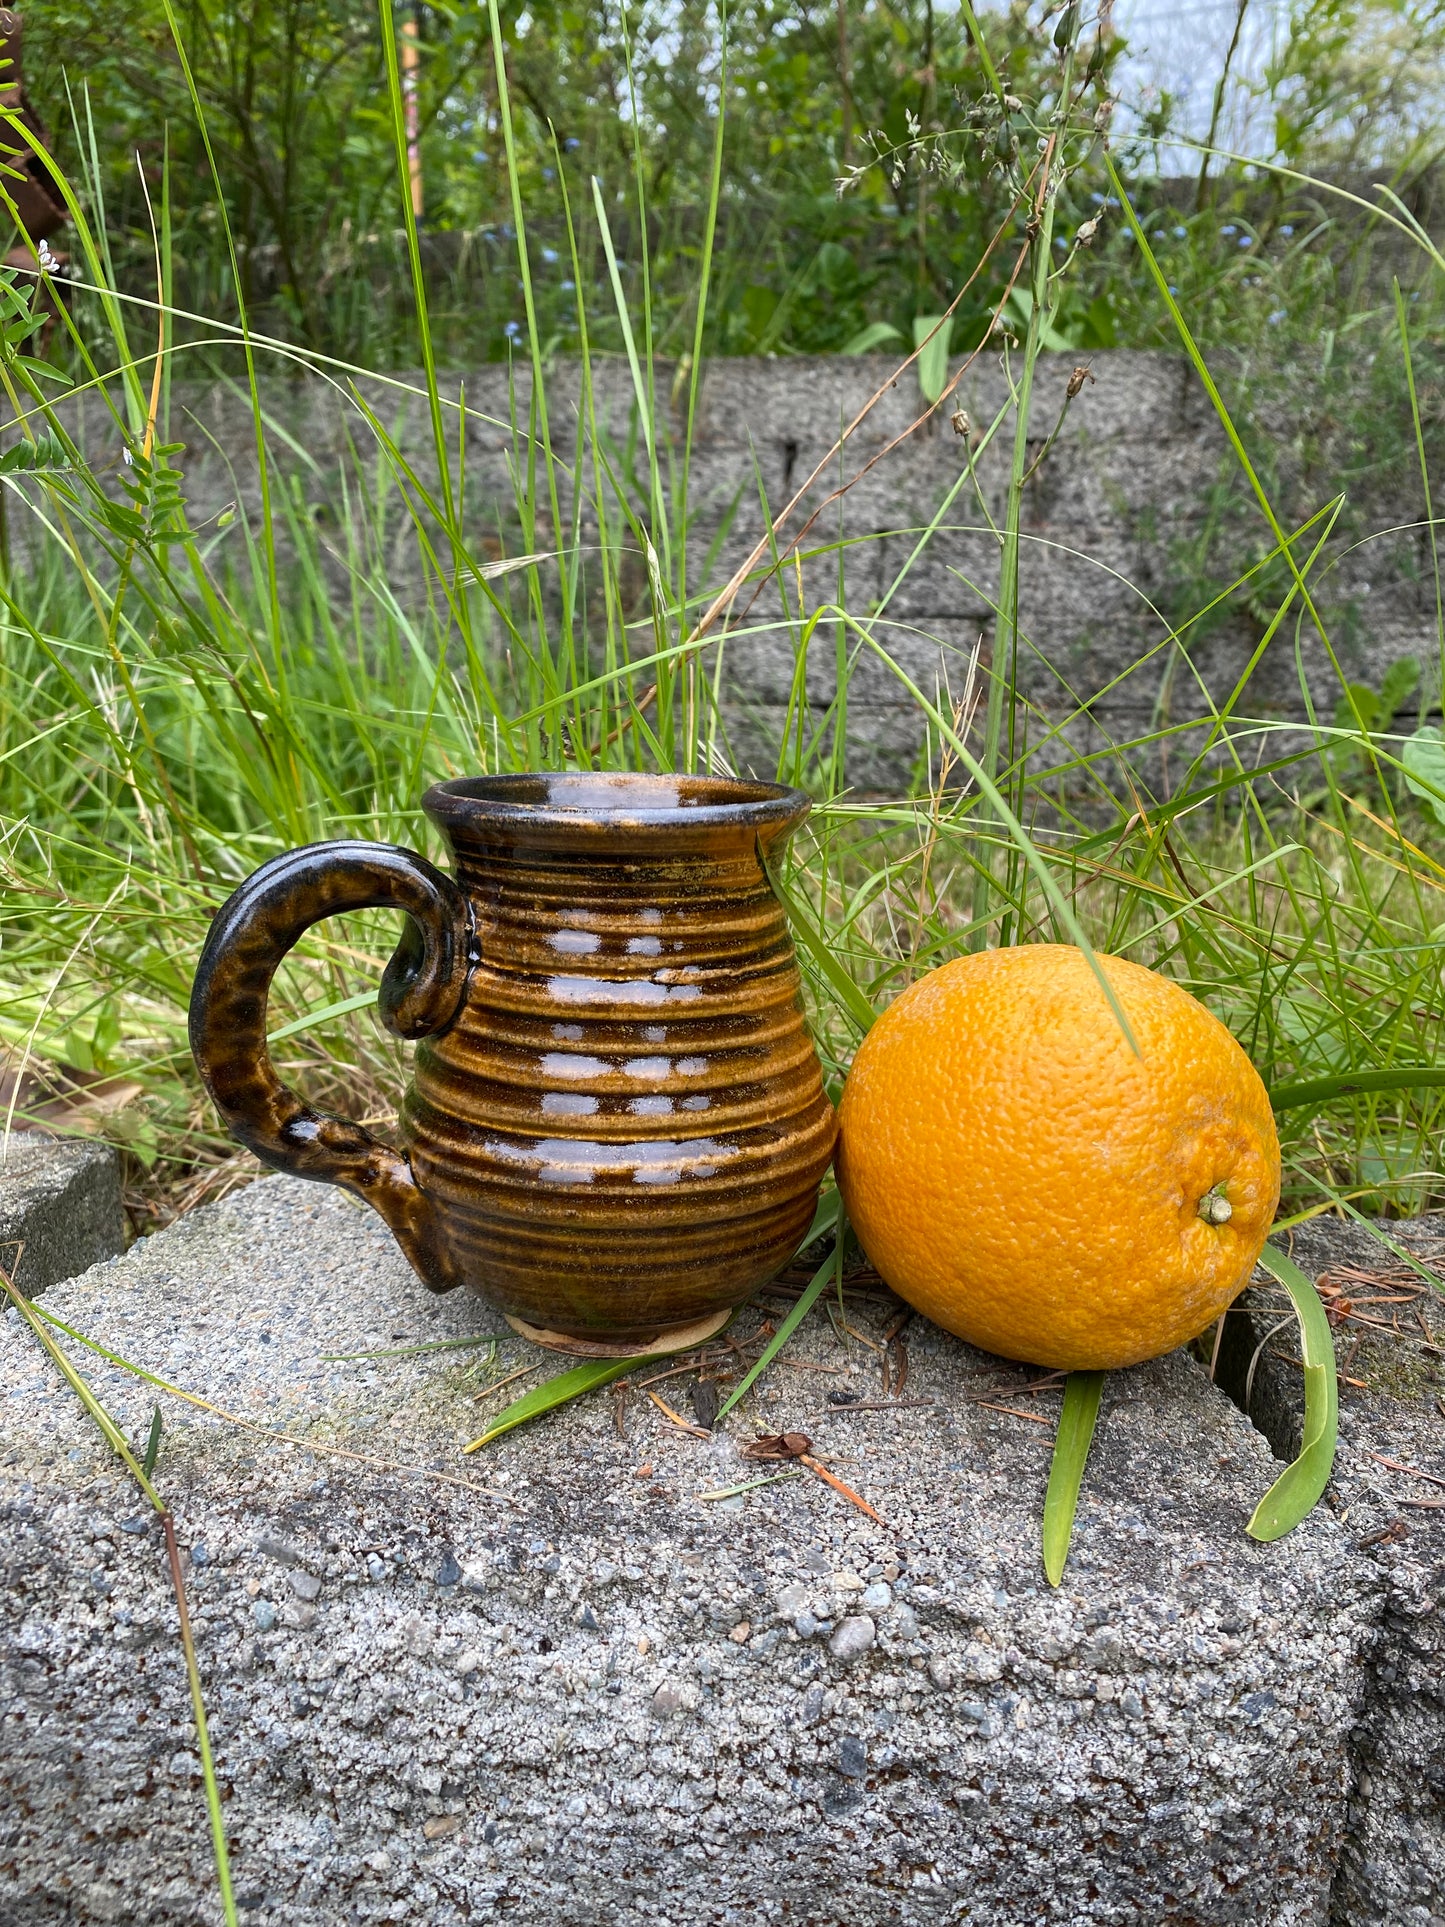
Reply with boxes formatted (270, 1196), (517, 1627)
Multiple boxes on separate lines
(402, 773), (837, 1343)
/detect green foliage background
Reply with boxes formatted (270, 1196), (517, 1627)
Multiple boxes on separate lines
(28, 0), (1445, 365)
(5, 0), (1445, 1242)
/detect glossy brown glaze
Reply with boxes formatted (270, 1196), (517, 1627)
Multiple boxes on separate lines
(189, 773), (837, 1350)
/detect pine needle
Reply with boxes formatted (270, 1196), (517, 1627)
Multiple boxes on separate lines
(800, 1452), (890, 1527)
(644, 1387), (712, 1438)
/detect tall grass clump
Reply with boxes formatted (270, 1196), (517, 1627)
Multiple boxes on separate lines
(2, 0), (1445, 1251)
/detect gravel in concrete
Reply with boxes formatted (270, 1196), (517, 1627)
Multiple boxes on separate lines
(0, 1177), (1383, 1924)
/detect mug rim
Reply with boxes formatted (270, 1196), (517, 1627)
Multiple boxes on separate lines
(423, 771), (810, 834)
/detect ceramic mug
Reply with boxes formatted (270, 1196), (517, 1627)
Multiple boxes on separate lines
(189, 773), (837, 1354)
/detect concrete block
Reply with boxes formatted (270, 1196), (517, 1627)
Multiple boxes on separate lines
(38, 351), (1444, 797)
(0, 1176), (1388, 1924)
(0, 1131), (125, 1296)
(1214, 1216), (1445, 1927)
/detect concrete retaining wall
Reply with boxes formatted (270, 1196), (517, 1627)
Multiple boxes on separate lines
(41, 351), (1441, 793)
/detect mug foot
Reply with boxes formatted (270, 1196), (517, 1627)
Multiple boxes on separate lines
(503, 1306), (733, 1358)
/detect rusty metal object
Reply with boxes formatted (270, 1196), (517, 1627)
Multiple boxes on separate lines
(189, 773), (837, 1354)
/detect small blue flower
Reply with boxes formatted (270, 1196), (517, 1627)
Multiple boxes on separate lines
(541, 246), (559, 264)
(1173, 225), (1186, 238)
(1280, 223), (1294, 236)
(472, 150), (489, 164)
(1168, 283), (1178, 295)
(1221, 224), (1237, 236)
(542, 166), (555, 182)
(565, 136), (581, 151)
(1268, 308), (1286, 324)
(1238, 234), (1253, 247)
(504, 320), (523, 341)
(561, 278), (575, 292)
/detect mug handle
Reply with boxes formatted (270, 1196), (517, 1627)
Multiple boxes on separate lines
(188, 840), (474, 1292)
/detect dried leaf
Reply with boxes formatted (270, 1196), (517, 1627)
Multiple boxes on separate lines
(743, 1431), (813, 1460)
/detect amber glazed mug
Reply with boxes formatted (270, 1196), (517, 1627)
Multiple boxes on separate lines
(189, 773), (837, 1354)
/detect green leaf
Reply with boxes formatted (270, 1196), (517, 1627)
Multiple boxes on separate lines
(797, 1186), (842, 1253)
(1042, 1370), (1105, 1586)
(1403, 724), (1445, 827)
(1080, 291), (1118, 349)
(1334, 681), (1380, 735)
(1269, 1065), (1445, 1111)
(1246, 1245), (1338, 1542)
(715, 1194), (843, 1422)
(0, 430), (70, 475)
(1380, 654), (1419, 720)
(13, 356), (73, 389)
(913, 314), (953, 405)
(322, 1335), (498, 1362)
(1003, 286), (1077, 353)
(462, 1356), (644, 1452)
(267, 988), (377, 1043)
(141, 1404), (163, 1478)
(842, 321), (904, 355)
(759, 849), (876, 1035)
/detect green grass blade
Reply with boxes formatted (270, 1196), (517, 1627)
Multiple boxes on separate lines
(956, 0), (1006, 102)
(379, 0), (458, 538)
(697, 1469), (803, 1502)
(833, 613), (1142, 1057)
(1392, 279), (1444, 697)
(141, 1404), (163, 1478)
(321, 1335), (498, 1362)
(760, 848), (877, 1035)
(1042, 1369), (1106, 1586)
(1104, 152), (1346, 699)
(798, 1187), (842, 1252)
(1269, 1066), (1445, 1111)
(1246, 1245), (1338, 1542)
(1, 1268), (237, 1927)
(716, 1224), (842, 1423)
(462, 1357), (644, 1452)
(267, 989), (377, 1043)
(913, 314), (953, 406)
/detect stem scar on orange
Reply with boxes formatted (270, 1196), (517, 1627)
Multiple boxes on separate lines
(835, 946), (1280, 1371)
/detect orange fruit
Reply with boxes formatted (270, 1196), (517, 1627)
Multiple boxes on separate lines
(835, 945), (1280, 1371)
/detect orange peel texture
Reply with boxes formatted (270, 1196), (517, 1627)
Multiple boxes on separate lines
(835, 946), (1280, 1371)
